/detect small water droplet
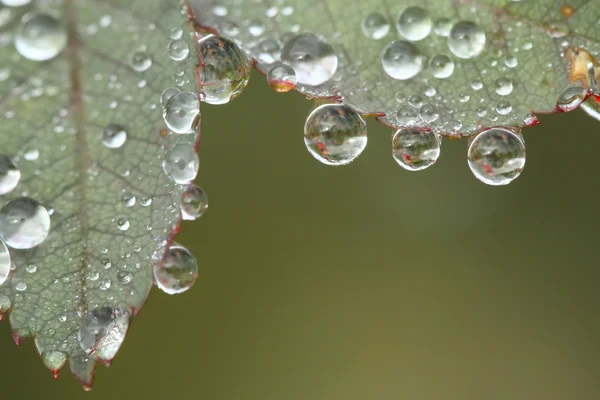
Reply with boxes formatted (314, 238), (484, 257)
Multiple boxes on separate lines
(381, 40), (424, 80)
(15, 12), (67, 61)
(468, 127), (526, 185)
(505, 55), (518, 68)
(168, 26), (183, 40)
(581, 96), (600, 121)
(470, 79), (483, 91)
(162, 91), (199, 133)
(102, 124), (127, 148)
(419, 103), (440, 123)
(396, 105), (419, 126)
(361, 12), (390, 40)
(78, 307), (130, 361)
(433, 18), (452, 37)
(447, 21), (486, 59)
(429, 54), (454, 78)
(15, 281), (27, 292)
(99, 279), (111, 290)
(0, 240), (10, 286)
(0, 197), (50, 249)
(267, 63), (297, 92)
(181, 185), (208, 221)
(495, 100), (512, 115)
(281, 33), (338, 86)
(162, 144), (199, 184)
(408, 94), (423, 108)
(23, 148), (39, 161)
(117, 270), (132, 284)
(212, 5), (227, 16)
(25, 264), (37, 274)
(130, 51), (152, 72)
(117, 218), (130, 231)
(0, 154), (20, 195)
(556, 86), (587, 112)
(304, 104), (367, 166)
(121, 193), (136, 207)
(154, 244), (198, 295)
(140, 197), (152, 207)
(248, 19), (265, 36)
(257, 38), (281, 63)
(168, 39), (190, 61)
(397, 7), (432, 41)
(392, 129), (441, 171)
(494, 77), (513, 96)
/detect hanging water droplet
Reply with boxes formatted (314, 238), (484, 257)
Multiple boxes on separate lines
(381, 40), (424, 80)
(361, 12), (390, 40)
(0, 239), (10, 286)
(392, 129), (441, 171)
(0, 197), (50, 249)
(556, 86), (587, 112)
(494, 77), (513, 96)
(14, 12), (67, 61)
(433, 18), (452, 37)
(102, 124), (127, 148)
(78, 307), (130, 361)
(168, 39), (190, 61)
(162, 144), (199, 184)
(304, 103), (367, 166)
(154, 243), (198, 295)
(199, 35), (250, 105)
(418, 103), (440, 123)
(447, 21), (486, 59)
(162, 91), (199, 133)
(429, 54), (454, 79)
(181, 185), (208, 221)
(117, 218), (130, 231)
(397, 7), (432, 41)
(281, 33), (338, 86)
(0, 154), (20, 195)
(130, 51), (152, 72)
(267, 63), (297, 92)
(468, 127), (526, 185)
(581, 96), (600, 121)
(523, 113), (539, 126)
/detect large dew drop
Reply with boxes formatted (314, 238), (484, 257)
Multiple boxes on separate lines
(162, 144), (199, 184)
(0, 239), (10, 286)
(162, 91), (200, 133)
(199, 35), (250, 105)
(396, 7), (432, 41)
(281, 33), (338, 86)
(392, 129), (441, 171)
(14, 12), (67, 61)
(267, 63), (297, 92)
(0, 154), (20, 195)
(361, 12), (390, 40)
(78, 307), (130, 361)
(467, 127), (526, 185)
(0, 197), (50, 249)
(447, 21), (486, 59)
(102, 124), (127, 148)
(304, 103), (368, 166)
(181, 185), (208, 221)
(154, 243), (198, 295)
(381, 40), (424, 80)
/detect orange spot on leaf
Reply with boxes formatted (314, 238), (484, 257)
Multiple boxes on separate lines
(561, 4), (575, 17)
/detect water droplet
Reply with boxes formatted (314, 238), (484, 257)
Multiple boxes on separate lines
(248, 19), (265, 36)
(78, 307), (130, 361)
(117, 270), (132, 284)
(556, 86), (587, 112)
(281, 33), (338, 86)
(397, 7), (432, 41)
(14, 12), (67, 61)
(267, 63), (297, 92)
(117, 218), (130, 231)
(25, 264), (37, 273)
(523, 112), (539, 126)
(381, 40), (424, 80)
(181, 185), (208, 221)
(396, 105), (419, 126)
(212, 5), (227, 16)
(494, 77), (513, 96)
(470, 79), (483, 91)
(102, 124), (127, 148)
(162, 91), (199, 133)
(505, 55), (518, 68)
(0, 240), (10, 286)
(447, 21), (486, 59)
(121, 193), (136, 207)
(168, 39), (190, 61)
(154, 244), (198, 295)
(168, 26), (183, 39)
(468, 127), (526, 185)
(257, 38), (281, 63)
(581, 96), (600, 121)
(419, 103), (440, 123)
(429, 54), (454, 79)
(495, 100), (512, 115)
(304, 104), (367, 166)
(140, 197), (152, 207)
(163, 144), (199, 184)
(0, 197), (50, 249)
(24, 148), (39, 161)
(130, 51), (152, 72)
(0, 154), (20, 195)
(15, 281), (27, 291)
(433, 18), (452, 37)
(199, 35), (250, 105)
(392, 129), (441, 171)
(361, 12), (390, 40)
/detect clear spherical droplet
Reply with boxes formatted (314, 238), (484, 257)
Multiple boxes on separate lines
(102, 124), (127, 148)
(154, 243), (198, 295)
(392, 129), (441, 171)
(0, 239), (10, 286)
(181, 185), (208, 221)
(130, 51), (152, 72)
(281, 33), (338, 86)
(361, 12), (390, 40)
(162, 144), (199, 184)
(429, 54), (454, 79)
(418, 103), (440, 123)
(397, 7), (432, 41)
(381, 40), (424, 80)
(494, 77), (513, 96)
(0, 197), (50, 249)
(467, 127), (526, 185)
(256, 38), (281, 64)
(433, 18), (452, 37)
(556, 86), (587, 112)
(303, 103), (367, 166)
(168, 39), (190, 61)
(447, 21), (486, 59)
(117, 217), (130, 231)
(0, 154), (20, 195)
(78, 307), (130, 361)
(495, 100), (512, 115)
(199, 35), (250, 105)
(267, 63), (297, 92)
(14, 12), (67, 61)
(162, 91), (199, 133)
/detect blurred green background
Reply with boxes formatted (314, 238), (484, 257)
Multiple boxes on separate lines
(2, 70), (600, 399)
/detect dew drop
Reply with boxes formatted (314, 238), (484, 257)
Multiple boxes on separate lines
(495, 100), (512, 115)
(281, 33), (338, 86)
(433, 18), (452, 37)
(494, 77), (513, 96)
(130, 51), (152, 72)
(199, 35), (250, 105)
(396, 105), (419, 126)
(381, 40), (424, 80)
(429, 54), (454, 79)
(121, 193), (136, 207)
(168, 26), (183, 40)
(78, 307), (130, 361)
(14, 12), (67, 61)
(556, 86), (587, 112)
(0, 197), (50, 249)
(0, 154), (20, 195)
(468, 127), (526, 185)
(581, 96), (600, 121)
(117, 218), (130, 231)
(154, 243), (198, 295)
(418, 103), (440, 123)
(267, 63), (297, 92)
(25, 264), (37, 274)
(117, 270), (132, 284)
(162, 91), (199, 133)
(470, 79), (483, 91)
(102, 124), (127, 148)
(505, 55), (518, 68)
(392, 129), (441, 171)
(257, 38), (281, 63)
(15, 281), (27, 292)
(397, 7), (432, 41)
(447, 21), (486, 59)
(24, 148), (39, 161)
(303, 103), (367, 166)
(248, 19), (265, 37)
(361, 12), (390, 40)
(0, 239), (10, 286)
(162, 144), (199, 184)
(181, 185), (208, 221)
(168, 39), (190, 61)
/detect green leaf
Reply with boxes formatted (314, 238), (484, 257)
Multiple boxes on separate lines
(191, 0), (600, 136)
(0, 0), (200, 388)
